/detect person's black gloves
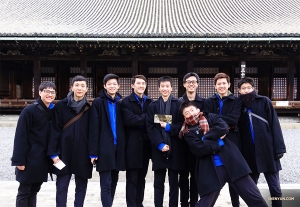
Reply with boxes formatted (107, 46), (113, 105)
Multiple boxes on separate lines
(275, 153), (284, 160)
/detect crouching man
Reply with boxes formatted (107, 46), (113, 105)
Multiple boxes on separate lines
(179, 101), (267, 207)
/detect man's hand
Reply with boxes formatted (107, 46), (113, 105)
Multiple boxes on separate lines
(91, 158), (98, 164)
(16, 166), (25, 170)
(160, 122), (167, 128)
(275, 153), (284, 160)
(161, 145), (170, 152)
(52, 156), (60, 164)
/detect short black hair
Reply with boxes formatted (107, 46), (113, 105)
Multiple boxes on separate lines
(183, 72), (200, 83)
(179, 100), (197, 114)
(131, 75), (147, 84)
(237, 77), (255, 88)
(39, 81), (56, 91)
(157, 76), (173, 87)
(103, 73), (119, 85)
(71, 75), (88, 86)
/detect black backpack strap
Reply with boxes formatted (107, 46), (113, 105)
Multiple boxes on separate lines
(33, 102), (52, 121)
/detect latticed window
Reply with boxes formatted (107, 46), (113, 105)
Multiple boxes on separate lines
(233, 78), (258, 97)
(272, 78), (286, 99)
(69, 77), (94, 98)
(147, 78), (178, 100)
(194, 67), (219, 74)
(197, 78), (215, 98)
(32, 77), (56, 98)
(70, 67), (92, 74)
(118, 78), (132, 98)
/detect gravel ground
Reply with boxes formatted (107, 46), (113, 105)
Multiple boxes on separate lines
(0, 126), (299, 184)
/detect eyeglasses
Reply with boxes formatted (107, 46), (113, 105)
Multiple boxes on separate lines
(240, 87), (253, 90)
(185, 80), (198, 85)
(43, 89), (56, 95)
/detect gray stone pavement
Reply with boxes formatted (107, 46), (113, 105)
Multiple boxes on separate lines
(0, 181), (299, 207)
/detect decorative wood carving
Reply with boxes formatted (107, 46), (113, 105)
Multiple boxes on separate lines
(206, 49), (225, 56)
(7, 50), (22, 55)
(99, 50), (119, 56)
(260, 50), (274, 56)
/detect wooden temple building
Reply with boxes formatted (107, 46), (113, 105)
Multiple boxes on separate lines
(0, 0), (300, 113)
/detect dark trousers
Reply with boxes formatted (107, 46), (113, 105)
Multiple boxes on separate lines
(126, 166), (149, 207)
(179, 170), (198, 207)
(16, 182), (43, 207)
(99, 169), (119, 207)
(196, 166), (267, 207)
(250, 171), (282, 207)
(228, 184), (240, 207)
(56, 174), (88, 207)
(154, 169), (179, 207)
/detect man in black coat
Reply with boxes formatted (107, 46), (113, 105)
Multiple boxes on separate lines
(146, 76), (185, 207)
(121, 75), (153, 207)
(89, 73), (126, 207)
(11, 81), (56, 207)
(179, 101), (267, 207)
(237, 77), (286, 207)
(204, 72), (242, 207)
(47, 75), (92, 207)
(178, 72), (205, 207)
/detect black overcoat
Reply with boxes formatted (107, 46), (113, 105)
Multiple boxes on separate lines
(47, 98), (93, 179)
(121, 92), (153, 169)
(238, 95), (286, 173)
(179, 93), (206, 170)
(183, 113), (251, 196)
(11, 98), (54, 184)
(179, 93), (206, 111)
(204, 93), (242, 149)
(146, 96), (185, 171)
(89, 90), (126, 172)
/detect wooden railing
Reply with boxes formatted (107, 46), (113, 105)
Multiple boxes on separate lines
(272, 101), (300, 114)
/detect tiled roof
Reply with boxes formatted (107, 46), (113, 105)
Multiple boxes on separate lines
(1, 0), (300, 38)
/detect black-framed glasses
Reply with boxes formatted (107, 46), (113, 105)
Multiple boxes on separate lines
(185, 80), (198, 85)
(43, 89), (56, 95)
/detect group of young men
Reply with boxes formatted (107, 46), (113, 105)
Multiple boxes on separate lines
(11, 72), (286, 207)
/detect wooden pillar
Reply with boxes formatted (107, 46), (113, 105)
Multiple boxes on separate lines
(132, 52), (138, 76)
(287, 53), (295, 101)
(33, 55), (41, 99)
(187, 53), (193, 72)
(80, 55), (87, 76)
(258, 61), (271, 97)
(9, 69), (16, 98)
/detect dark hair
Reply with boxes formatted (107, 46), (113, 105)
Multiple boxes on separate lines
(103, 73), (119, 85)
(179, 100), (197, 114)
(71, 75), (88, 86)
(157, 76), (173, 87)
(237, 77), (255, 88)
(131, 75), (147, 84)
(214, 73), (230, 85)
(183, 72), (200, 83)
(39, 81), (56, 91)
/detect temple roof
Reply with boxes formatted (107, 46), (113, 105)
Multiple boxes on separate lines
(1, 0), (300, 38)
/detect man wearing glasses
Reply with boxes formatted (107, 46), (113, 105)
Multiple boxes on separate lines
(11, 81), (56, 207)
(179, 72), (205, 207)
(237, 77), (286, 207)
